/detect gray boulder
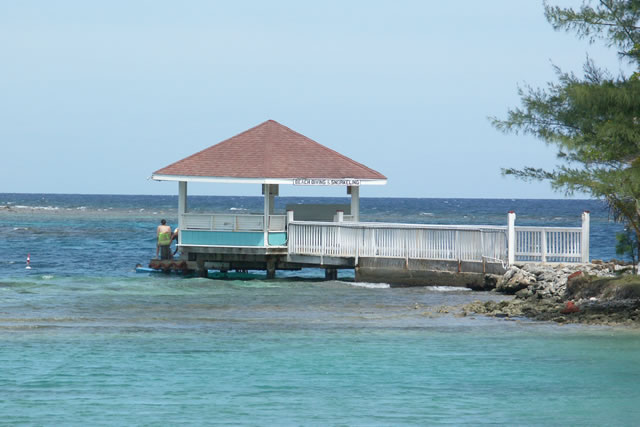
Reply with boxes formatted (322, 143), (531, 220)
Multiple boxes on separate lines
(497, 268), (537, 294)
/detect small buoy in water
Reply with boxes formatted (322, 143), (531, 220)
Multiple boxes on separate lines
(26, 253), (31, 270)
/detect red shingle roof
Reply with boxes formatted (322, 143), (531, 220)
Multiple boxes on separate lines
(153, 120), (386, 181)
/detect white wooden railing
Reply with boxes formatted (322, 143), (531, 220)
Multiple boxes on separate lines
(509, 211), (589, 263)
(288, 211), (590, 265)
(181, 213), (287, 232)
(515, 227), (583, 262)
(179, 211), (590, 264)
(288, 221), (508, 263)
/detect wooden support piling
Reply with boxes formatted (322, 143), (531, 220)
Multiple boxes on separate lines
(325, 268), (337, 280)
(266, 258), (276, 279)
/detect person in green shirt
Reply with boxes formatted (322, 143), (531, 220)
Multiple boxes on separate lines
(156, 219), (173, 260)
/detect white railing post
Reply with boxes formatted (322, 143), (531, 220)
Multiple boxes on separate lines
(541, 229), (547, 263)
(286, 210), (294, 225)
(335, 211), (344, 256)
(355, 227), (361, 265)
(581, 211), (590, 263)
(508, 211), (516, 265)
(321, 226), (326, 264)
(404, 229), (409, 266)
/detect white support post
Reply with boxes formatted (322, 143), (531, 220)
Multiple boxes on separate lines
(581, 211), (590, 263)
(541, 229), (547, 263)
(350, 185), (360, 222)
(268, 185), (277, 215)
(263, 184), (270, 246)
(178, 181), (187, 245)
(335, 210), (344, 256)
(286, 210), (294, 251)
(507, 211), (516, 265)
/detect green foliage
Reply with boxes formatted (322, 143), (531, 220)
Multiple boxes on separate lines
(616, 227), (638, 270)
(492, 1), (640, 248)
(566, 273), (640, 300)
(544, 0), (640, 64)
(616, 229), (634, 258)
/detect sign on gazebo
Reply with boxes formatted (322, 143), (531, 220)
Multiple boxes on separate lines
(293, 178), (361, 186)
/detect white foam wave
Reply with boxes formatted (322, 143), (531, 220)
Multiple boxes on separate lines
(428, 286), (471, 292)
(229, 207), (248, 211)
(346, 281), (391, 289)
(12, 205), (60, 211)
(420, 212), (434, 216)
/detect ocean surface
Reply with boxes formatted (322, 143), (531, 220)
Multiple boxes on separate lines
(1, 194), (639, 425)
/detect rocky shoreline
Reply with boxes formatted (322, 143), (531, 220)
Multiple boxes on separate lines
(461, 261), (640, 326)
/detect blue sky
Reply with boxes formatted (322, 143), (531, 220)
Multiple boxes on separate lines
(0, 1), (630, 198)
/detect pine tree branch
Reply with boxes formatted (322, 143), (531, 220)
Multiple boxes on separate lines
(598, 0), (639, 45)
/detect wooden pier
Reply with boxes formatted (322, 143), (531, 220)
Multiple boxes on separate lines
(150, 210), (590, 287)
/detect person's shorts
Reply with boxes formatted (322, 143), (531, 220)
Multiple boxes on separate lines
(159, 245), (171, 260)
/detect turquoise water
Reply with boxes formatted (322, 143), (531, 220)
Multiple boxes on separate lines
(1, 194), (639, 425)
(3, 277), (640, 425)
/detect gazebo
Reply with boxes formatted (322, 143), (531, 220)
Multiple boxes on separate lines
(149, 120), (590, 284)
(151, 119), (386, 276)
